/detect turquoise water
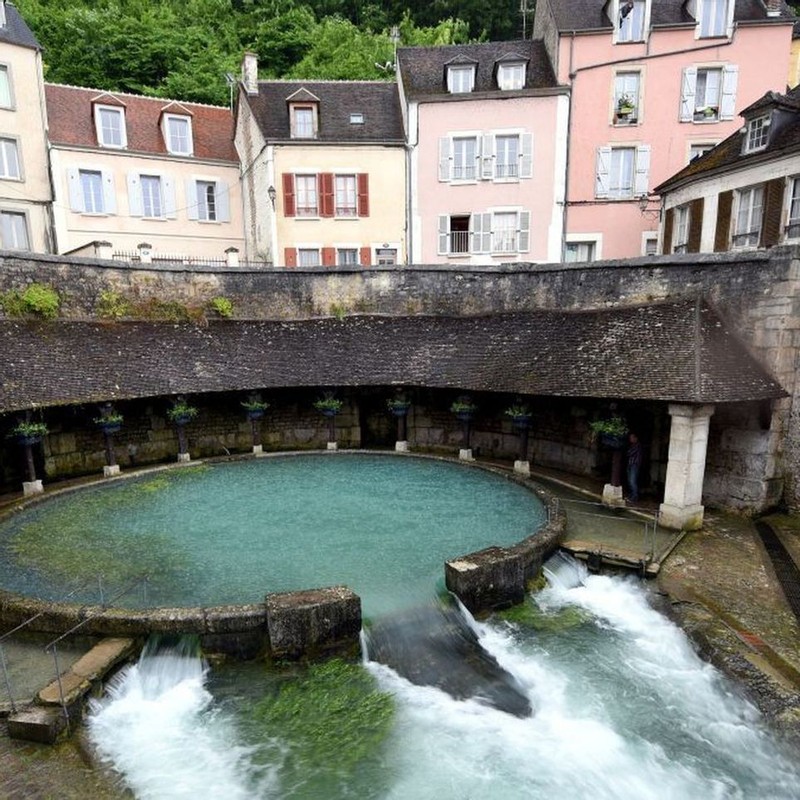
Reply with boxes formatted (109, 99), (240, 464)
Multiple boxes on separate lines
(0, 454), (545, 615)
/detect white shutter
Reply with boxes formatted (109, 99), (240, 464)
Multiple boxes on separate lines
(438, 214), (449, 255)
(127, 172), (143, 216)
(595, 147), (611, 198)
(481, 212), (492, 253)
(101, 169), (116, 214)
(216, 181), (230, 222)
(163, 175), (177, 219)
(481, 134), (494, 179)
(186, 179), (199, 220)
(520, 134), (533, 179)
(470, 213), (482, 253)
(680, 67), (697, 122)
(517, 210), (531, 253)
(634, 144), (651, 196)
(67, 168), (83, 212)
(438, 137), (451, 181)
(720, 65), (738, 120)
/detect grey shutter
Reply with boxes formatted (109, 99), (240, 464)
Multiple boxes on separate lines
(634, 145), (651, 196)
(470, 213), (482, 253)
(520, 134), (533, 179)
(127, 172), (143, 217)
(481, 134), (494, 179)
(67, 168), (83, 212)
(101, 169), (116, 214)
(438, 137), (451, 181)
(438, 214), (449, 255)
(517, 211), (531, 253)
(680, 67), (697, 122)
(481, 212), (492, 253)
(163, 175), (177, 219)
(595, 147), (611, 198)
(720, 65), (738, 120)
(216, 181), (230, 222)
(186, 179), (199, 220)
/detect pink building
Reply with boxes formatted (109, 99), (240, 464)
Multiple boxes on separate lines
(397, 41), (569, 265)
(534, 0), (795, 261)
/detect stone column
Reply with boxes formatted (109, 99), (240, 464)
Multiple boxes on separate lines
(659, 404), (715, 530)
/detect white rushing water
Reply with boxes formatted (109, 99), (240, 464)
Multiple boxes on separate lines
(87, 566), (799, 800)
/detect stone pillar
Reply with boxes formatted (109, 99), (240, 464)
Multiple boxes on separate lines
(225, 247), (240, 267)
(659, 404), (715, 530)
(94, 241), (113, 260)
(137, 242), (153, 264)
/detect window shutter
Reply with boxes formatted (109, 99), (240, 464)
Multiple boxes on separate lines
(481, 134), (494, 179)
(319, 173), (334, 217)
(662, 208), (674, 254)
(359, 246), (371, 266)
(714, 190), (733, 251)
(595, 147), (611, 198)
(634, 145), (650, 196)
(67, 168), (83, 212)
(186, 179), (198, 220)
(688, 197), (704, 252)
(720, 65), (738, 120)
(284, 247), (297, 267)
(438, 137), (451, 181)
(517, 211), (531, 253)
(520, 134), (533, 179)
(357, 173), (369, 217)
(760, 178), (784, 248)
(438, 215), (450, 255)
(127, 172), (143, 217)
(282, 173), (295, 217)
(163, 175), (177, 219)
(470, 213), (482, 253)
(322, 246), (335, 266)
(101, 169), (117, 214)
(216, 181), (230, 222)
(481, 212), (492, 253)
(680, 67), (697, 122)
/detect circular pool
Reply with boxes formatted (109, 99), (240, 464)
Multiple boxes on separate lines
(0, 454), (546, 615)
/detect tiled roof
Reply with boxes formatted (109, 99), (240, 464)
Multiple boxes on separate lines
(656, 86), (800, 192)
(242, 81), (404, 143)
(44, 84), (237, 161)
(546, 0), (793, 31)
(0, 300), (784, 413)
(0, 4), (40, 50)
(397, 40), (558, 98)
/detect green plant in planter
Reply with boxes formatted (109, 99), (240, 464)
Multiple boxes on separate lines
(167, 401), (199, 422)
(450, 399), (477, 415)
(93, 411), (124, 425)
(504, 404), (531, 420)
(8, 421), (49, 439)
(314, 394), (344, 413)
(241, 399), (270, 413)
(386, 397), (411, 412)
(589, 416), (629, 436)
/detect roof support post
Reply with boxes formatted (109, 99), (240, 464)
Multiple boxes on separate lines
(659, 403), (715, 531)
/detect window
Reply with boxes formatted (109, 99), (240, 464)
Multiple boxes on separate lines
(95, 105), (126, 148)
(699, 0), (728, 37)
(80, 170), (104, 213)
(0, 137), (19, 179)
(617, 0), (645, 42)
(376, 248), (397, 265)
(452, 137), (478, 180)
(786, 178), (800, 240)
(672, 204), (690, 252)
(744, 115), (770, 153)
(447, 65), (475, 94)
(492, 212), (518, 253)
(349, 113), (364, 125)
(614, 72), (640, 125)
(335, 175), (357, 216)
(643, 235), (658, 256)
(298, 248), (320, 267)
(0, 211), (28, 249)
(337, 248), (358, 266)
(438, 211), (530, 256)
(196, 181), (217, 221)
(495, 136), (519, 178)
(497, 63), (525, 90)
(596, 146), (650, 200)
(441, 215), (470, 255)
(732, 186), (764, 248)
(680, 66), (737, 122)
(0, 65), (12, 108)
(689, 143), (716, 162)
(295, 175), (318, 216)
(164, 115), (192, 155)
(140, 175), (163, 218)
(564, 242), (596, 262)
(291, 106), (316, 139)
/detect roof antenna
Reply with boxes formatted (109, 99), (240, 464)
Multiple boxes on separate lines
(519, 0), (532, 39)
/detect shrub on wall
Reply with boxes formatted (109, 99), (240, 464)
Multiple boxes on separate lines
(97, 289), (131, 319)
(209, 296), (234, 318)
(1, 283), (60, 319)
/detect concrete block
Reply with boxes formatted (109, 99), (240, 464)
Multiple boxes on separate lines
(602, 483), (624, 507)
(659, 502), (705, 531)
(395, 440), (409, 452)
(514, 460), (530, 476)
(252, 444), (263, 455)
(327, 441), (338, 451)
(8, 706), (68, 744)
(177, 453), (191, 463)
(22, 480), (43, 496)
(103, 464), (121, 477)
(459, 448), (474, 461)
(445, 547), (526, 614)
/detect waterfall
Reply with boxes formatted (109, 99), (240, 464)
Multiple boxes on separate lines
(543, 550), (588, 590)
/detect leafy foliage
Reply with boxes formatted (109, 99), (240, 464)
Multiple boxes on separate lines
(8, 421), (49, 439)
(209, 296), (234, 318)
(96, 289), (131, 319)
(589, 416), (629, 436)
(1, 283), (60, 319)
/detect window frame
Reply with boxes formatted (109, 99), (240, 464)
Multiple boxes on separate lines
(497, 62), (525, 91)
(163, 114), (193, 156)
(94, 104), (127, 149)
(616, 0), (647, 43)
(140, 174), (164, 219)
(698, 0), (730, 38)
(731, 185), (764, 248)
(291, 105), (317, 139)
(447, 65), (475, 94)
(608, 147), (635, 199)
(334, 174), (357, 217)
(596, 144), (650, 200)
(694, 67), (723, 121)
(0, 64), (14, 110)
(785, 177), (800, 241)
(0, 136), (20, 180)
(295, 174), (319, 217)
(196, 180), (217, 222)
(80, 169), (105, 214)
(564, 241), (597, 263)
(744, 115), (771, 154)
(336, 247), (358, 266)
(672, 204), (690, 253)
(0, 209), (29, 250)
(688, 142), (717, 163)
(452, 136), (479, 182)
(297, 247), (321, 267)
(613, 71), (641, 126)
(495, 135), (520, 179)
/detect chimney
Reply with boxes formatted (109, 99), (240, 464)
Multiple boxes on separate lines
(242, 52), (259, 96)
(766, 0), (781, 16)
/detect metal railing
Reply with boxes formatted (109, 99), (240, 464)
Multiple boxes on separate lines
(448, 230), (470, 254)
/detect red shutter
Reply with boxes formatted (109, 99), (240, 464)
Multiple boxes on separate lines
(319, 173), (334, 217)
(284, 247), (297, 268)
(359, 246), (371, 267)
(322, 246), (335, 267)
(282, 174), (295, 217)
(357, 173), (369, 217)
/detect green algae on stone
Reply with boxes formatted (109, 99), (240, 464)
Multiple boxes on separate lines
(496, 598), (587, 632)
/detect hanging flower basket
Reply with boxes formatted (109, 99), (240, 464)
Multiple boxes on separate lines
(504, 404), (532, 429)
(590, 417), (628, 449)
(242, 399), (270, 421)
(314, 394), (343, 417)
(450, 398), (477, 422)
(387, 399), (411, 417)
(94, 411), (123, 435)
(9, 421), (48, 447)
(167, 401), (198, 426)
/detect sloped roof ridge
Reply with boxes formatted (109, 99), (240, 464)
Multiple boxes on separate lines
(398, 38), (534, 53)
(44, 82), (230, 111)
(256, 78), (393, 85)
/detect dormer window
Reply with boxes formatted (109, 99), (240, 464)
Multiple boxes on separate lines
(744, 115), (771, 153)
(0, 4), (6, 28)
(617, 0), (646, 43)
(497, 62), (525, 91)
(163, 114), (193, 156)
(698, 0), (730, 38)
(349, 112), (364, 125)
(290, 105), (317, 139)
(94, 104), (126, 149)
(447, 65), (475, 94)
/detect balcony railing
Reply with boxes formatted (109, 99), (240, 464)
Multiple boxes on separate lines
(296, 205), (318, 217)
(495, 163), (518, 179)
(335, 205), (357, 217)
(449, 230), (469, 254)
(492, 233), (518, 253)
(731, 230), (760, 247)
(452, 165), (476, 180)
(785, 221), (800, 240)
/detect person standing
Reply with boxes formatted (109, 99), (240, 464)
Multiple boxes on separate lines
(627, 432), (642, 502)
